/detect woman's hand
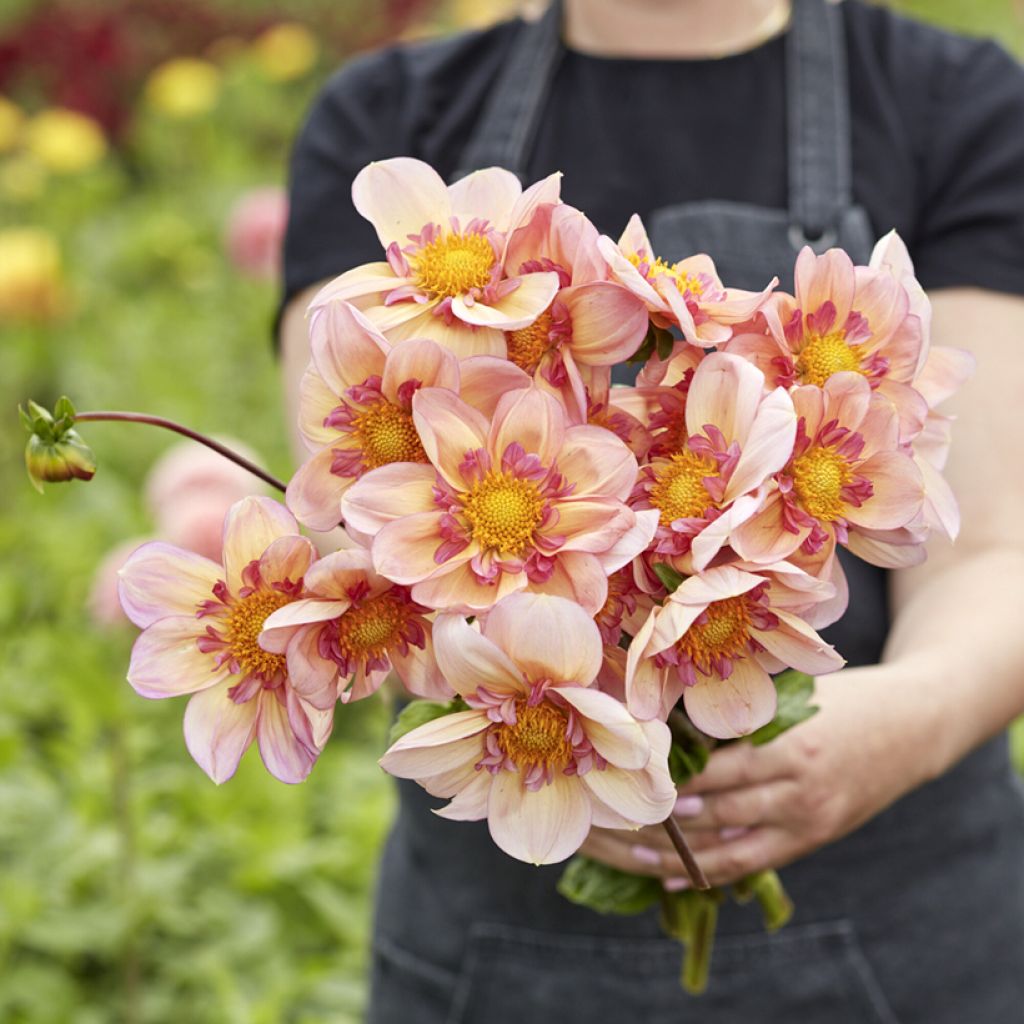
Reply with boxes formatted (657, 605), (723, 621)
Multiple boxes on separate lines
(580, 660), (944, 888)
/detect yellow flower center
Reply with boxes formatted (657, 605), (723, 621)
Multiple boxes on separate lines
(677, 595), (751, 673)
(648, 450), (719, 525)
(461, 470), (546, 556)
(795, 332), (864, 387)
(227, 590), (291, 678)
(791, 445), (852, 521)
(506, 310), (553, 373)
(335, 593), (406, 660)
(353, 401), (427, 469)
(414, 230), (495, 298)
(495, 700), (573, 773)
(627, 252), (703, 297)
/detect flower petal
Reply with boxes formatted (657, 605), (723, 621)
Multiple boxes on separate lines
(582, 760), (675, 827)
(257, 691), (319, 784)
(352, 157), (451, 249)
(379, 709), (490, 777)
(381, 338), (460, 406)
(310, 300), (389, 397)
(372, 511), (452, 585)
(128, 615), (230, 698)
(457, 356), (532, 416)
(552, 685), (649, 769)
(286, 447), (351, 532)
(183, 682), (258, 784)
(753, 611), (844, 676)
(118, 541), (221, 629)
(724, 387), (797, 501)
(222, 497), (299, 592)
(448, 167), (522, 232)
(488, 386), (566, 467)
(559, 282), (650, 365)
(845, 451), (924, 530)
(432, 613), (526, 696)
(452, 271), (560, 330)
(685, 351), (766, 448)
(412, 387), (490, 489)
(683, 656), (777, 740)
(557, 424), (638, 501)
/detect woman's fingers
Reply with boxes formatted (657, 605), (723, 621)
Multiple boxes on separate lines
(674, 780), (799, 832)
(582, 823), (731, 879)
(677, 739), (793, 795)
(691, 826), (794, 886)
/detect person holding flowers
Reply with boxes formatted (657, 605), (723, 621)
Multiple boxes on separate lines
(267, 0), (1024, 1020)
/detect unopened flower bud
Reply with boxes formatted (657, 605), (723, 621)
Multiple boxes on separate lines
(20, 397), (96, 492)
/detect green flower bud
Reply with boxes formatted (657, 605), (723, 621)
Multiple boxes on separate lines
(20, 396), (96, 492)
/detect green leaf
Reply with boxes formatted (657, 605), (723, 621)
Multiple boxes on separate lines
(748, 670), (819, 746)
(655, 326), (676, 361)
(668, 741), (709, 785)
(387, 698), (467, 746)
(652, 562), (686, 593)
(557, 856), (663, 916)
(53, 395), (76, 421)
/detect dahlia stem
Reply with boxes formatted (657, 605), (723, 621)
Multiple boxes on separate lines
(75, 411), (287, 493)
(662, 816), (710, 891)
(680, 890), (720, 994)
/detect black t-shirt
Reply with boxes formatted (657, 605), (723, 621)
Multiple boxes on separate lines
(281, 0), (1024, 313)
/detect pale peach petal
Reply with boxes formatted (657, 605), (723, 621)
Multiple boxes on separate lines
(701, 281), (777, 326)
(301, 547), (375, 596)
(598, 232), (667, 311)
(416, 741), (490, 798)
(283, 625), (340, 709)
(690, 491), (766, 572)
(412, 558), (525, 614)
(534, 551), (608, 615)
(297, 366), (341, 450)
(719, 329), (788, 384)
(582, 760), (675, 826)
(488, 769), (591, 865)
(432, 613), (526, 696)
(309, 262), (410, 313)
(128, 615), (230, 698)
(260, 598), (348, 653)
(222, 497), (299, 591)
(685, 351), (765, 448)
(453, 271), (561, 330)
(551, 685), (648, 769)
(390, 624), (453, 701)
(380, 338), (460, 407)
(352, 157), (451, 248)
(341, 463), (438, 536)
(117, 541), (221, 628)
(372, 511), (453, 585)
(183, 682), (258, 784)
(723, 387), (797, 501)
(752, 610), (844, 675)
(504, 172), (562, 240)
(379, 710), (490, 777)
(845, 528), (928, 569)
(551, 500), (634, 553)
(595, 509), (659, 574)
(850, 267), (909, 348)
(795, 247), (855, 326)
(258, 534), (315, 587)
(488, 386), (566, 466)
(257, 691), (318, 784)
(448, 167), (522, 232)
(382, 304), (506, 356)
(412, 387), (489, 489)
(559, 282), (649, 365)
(790, 382), (827, 439)
(434, 769), (493, 821)
(310, 300), (389, 396)
(624, 610), (675, 720)
(683, 656), (777, 740)
(557, 424), (638, 501)
(457, 356), (532, 416)
(913, 346), (974, 408)
(483, 593), (602, 685)
(874, 378), (928, 443)
(845, 451), (923, 530)
(917, 454), (960, 540)
(286, 447), (350, 532)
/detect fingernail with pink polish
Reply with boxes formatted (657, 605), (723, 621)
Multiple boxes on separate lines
(719, 826), (748, 841)
(664, 877), (691, 892)
(631, 844), (661, 866)
(674, 795), (704, 817)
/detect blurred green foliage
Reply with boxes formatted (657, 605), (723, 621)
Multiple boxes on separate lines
(1, 3), (1023, 1023)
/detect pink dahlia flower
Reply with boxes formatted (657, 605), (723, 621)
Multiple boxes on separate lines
(380, 594), (676, 865)
(259, 546), (449, 707)
(287, 301), (530, 531)
(626, 565), (844, 737)
(731, 372), (925, 568)
(628, 352), (797, 575)
(309, 158), (563, 356)
(598, 214), (775, 347)
(341, 386), (658, 615)
(117, 497), (330, 784)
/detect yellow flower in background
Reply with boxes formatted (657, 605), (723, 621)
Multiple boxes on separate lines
(0, 155), (47, 202)
(251, 23), (319, 81)
(0, 96), (25, 153)
(0, 227), (65, 322)
(145, 59), (221, 119)
(25, 109), (106, 174)
(450, 0), (519, 28)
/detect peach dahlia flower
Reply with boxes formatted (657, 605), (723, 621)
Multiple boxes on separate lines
(380, 594), (676, 865)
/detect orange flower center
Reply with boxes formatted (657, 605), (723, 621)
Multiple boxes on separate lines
(461, 470), (546, 556)
(334, 592), (407, 660)
(353, 400), (427, 469)
(506, 310), (553, 373)
(676, 596), (751, 673)
(495, 700), (573, 773)
(791, 445), (852, 521)
(414, 230), (495, 298)
(649, 450), (719, 525)
(227, 589), (291, 677)
(796, 331), (864, 387)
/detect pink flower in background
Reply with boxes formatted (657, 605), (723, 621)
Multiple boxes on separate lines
(117, 496), (330, 784)
(309, 158), (563, 356)
(628, 352), (796, 575)
(730, 372), (925, 569)
(599, 214), (775, 347)
(380, 594), (676, 864)
(626, 565), (843, 737)
(259, 546), (449, 707)
(224, 186), (288, 281)
(342, 386), (658, 614)
(288, 301), (530, 531)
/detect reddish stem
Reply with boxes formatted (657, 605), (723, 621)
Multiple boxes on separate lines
(662, 816), (711, 891)
(75, 411), (287, 494)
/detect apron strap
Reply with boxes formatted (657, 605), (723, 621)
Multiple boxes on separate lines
(450, 0), (564, 182)
(787, 0), (852, 247)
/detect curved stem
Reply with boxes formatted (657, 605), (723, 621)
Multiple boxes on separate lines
(75, 411), (286, 493)
(662, 816), (710, 891)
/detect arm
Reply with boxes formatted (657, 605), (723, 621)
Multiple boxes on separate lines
(581, 288), (1024, 886)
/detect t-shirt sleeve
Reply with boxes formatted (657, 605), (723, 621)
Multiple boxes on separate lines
(911, 38), (1024, 296)
(279, 50), (409, 316)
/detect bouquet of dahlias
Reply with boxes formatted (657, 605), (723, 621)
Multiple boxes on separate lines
(21, 157), (971, 991)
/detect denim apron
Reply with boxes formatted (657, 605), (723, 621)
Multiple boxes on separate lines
(367, 3), (1024, 1021)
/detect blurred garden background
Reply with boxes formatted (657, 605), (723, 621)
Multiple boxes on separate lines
(2, 1), (1023, 1022)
